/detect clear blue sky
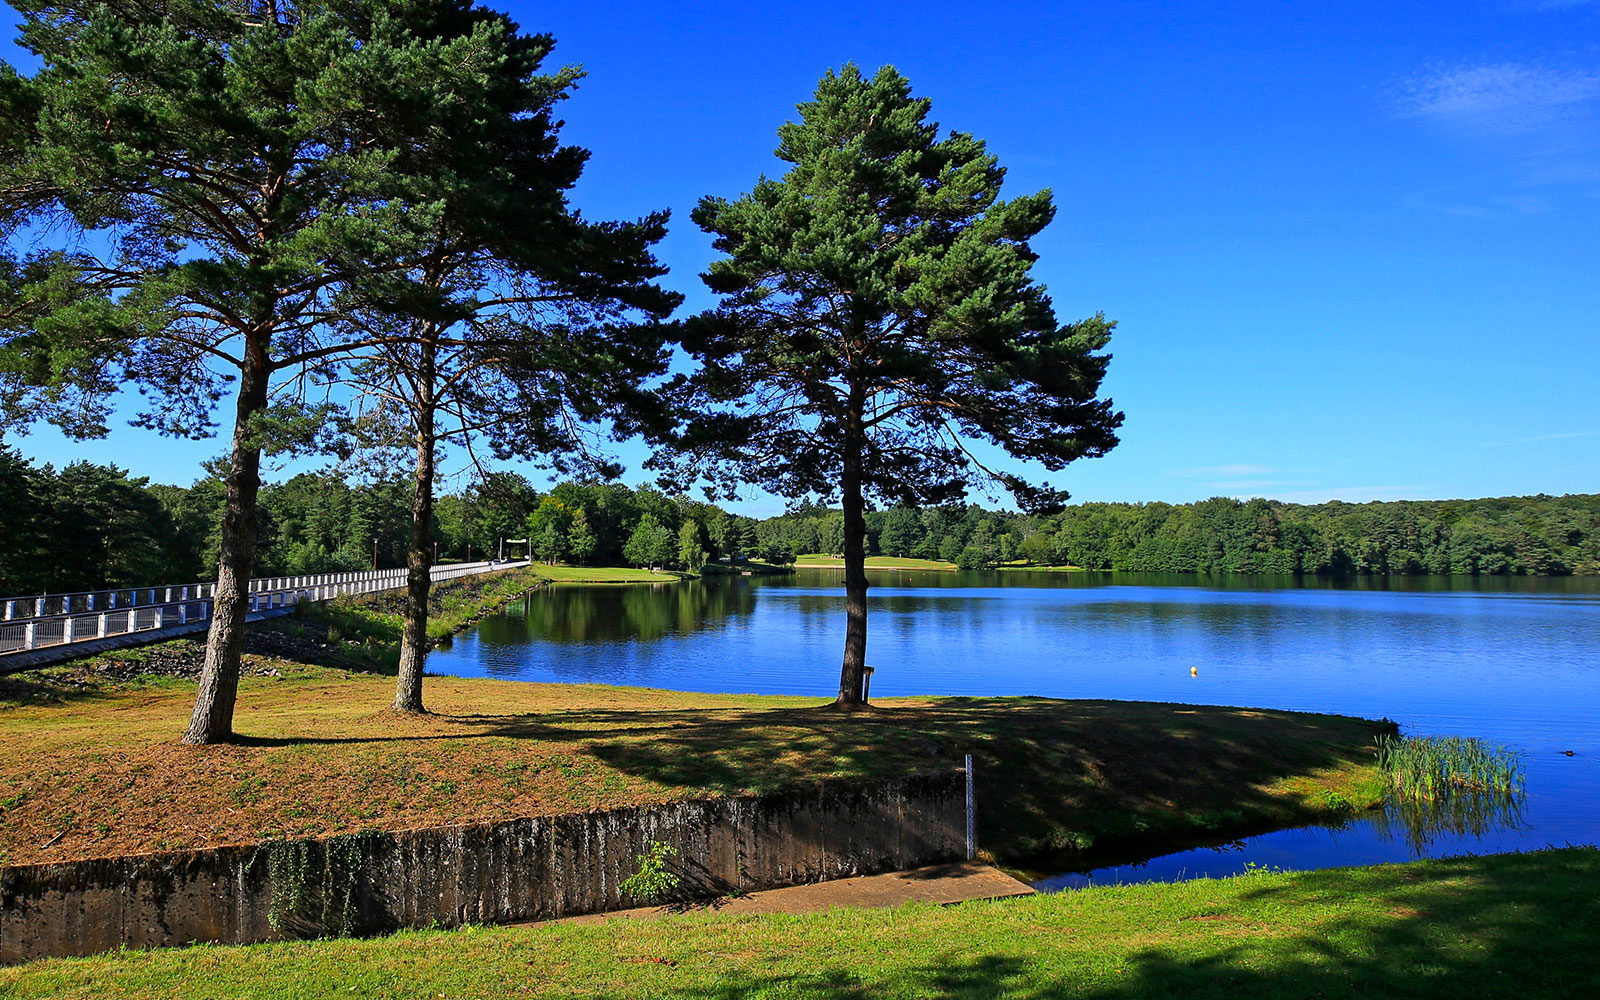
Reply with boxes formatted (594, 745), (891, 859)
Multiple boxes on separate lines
(7, 0), (1598, 515)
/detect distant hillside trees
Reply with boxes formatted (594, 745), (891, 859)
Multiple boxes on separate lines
(754, 494), (1600, 576)
(1, 446), (1594, 596)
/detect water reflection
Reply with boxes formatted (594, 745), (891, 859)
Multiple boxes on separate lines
(1375, 789), (1529, 856)
(1031, 789), (1533, 893)
(773, 567), (1600, 596)
(427, 569), (1600, 869)
(469, 581), (759, 646)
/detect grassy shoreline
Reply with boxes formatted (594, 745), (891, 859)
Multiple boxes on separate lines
(794, 554), (1087, 573)
(0, 648), (1390, 868)
(4, 846), (1595, 996)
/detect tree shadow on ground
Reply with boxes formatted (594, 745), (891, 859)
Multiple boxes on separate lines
(650, 848), (1599, 999)
(447, 697), (1393, 861)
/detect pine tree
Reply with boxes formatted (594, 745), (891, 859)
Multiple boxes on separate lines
(0, 1), (579, 741)
(678, 520), (707, 572)
(534, 524), (565, 565)
(567, 509), (596, 565)
(664, 65), (1122, 706)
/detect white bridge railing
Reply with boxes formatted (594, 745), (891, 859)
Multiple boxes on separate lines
(0, 560), (530, 657)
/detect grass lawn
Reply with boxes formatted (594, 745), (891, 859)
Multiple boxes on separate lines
(795, 554), (959, 571)
(527, 564), (681, 584)
(0, 656), (1387, 867)
(4, 846), (1595, 998)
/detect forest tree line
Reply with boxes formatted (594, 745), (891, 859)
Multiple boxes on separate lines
(0, 447), (780, 594)
(5, 444), (1596, 595)
(754, 493), (1600, 577)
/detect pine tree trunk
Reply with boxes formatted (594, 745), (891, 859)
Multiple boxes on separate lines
(836, 401), (869, 708)
(184, 336), (271, 745)
(394, 341), (437, 713)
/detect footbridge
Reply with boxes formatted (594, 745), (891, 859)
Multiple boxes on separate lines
(0, 559), (530, 671)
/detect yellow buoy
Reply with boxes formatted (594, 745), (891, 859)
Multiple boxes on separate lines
(1190, 666), (1198, 677)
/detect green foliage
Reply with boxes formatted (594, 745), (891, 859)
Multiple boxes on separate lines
(260, 832), (383, 938)
(662, 63), (1120, 515)
(1376, 735), (1526, 800)
(758, 494), (1600, 577)
(533, 525), (566, 565)
(677, 520), (707, 572)
(623, 513), (675, 569)
(566, 509), (596, 565)
(619, 840), (681, 904)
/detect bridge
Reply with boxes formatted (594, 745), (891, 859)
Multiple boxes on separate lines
(0, 559), (531, 671)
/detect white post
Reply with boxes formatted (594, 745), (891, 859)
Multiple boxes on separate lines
(23, 621), (35, 650)
(965, 754), (975, 862)
(97, 613), (108, 638)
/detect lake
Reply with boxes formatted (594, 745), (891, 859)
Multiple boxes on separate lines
(427, 568), (1600, 886)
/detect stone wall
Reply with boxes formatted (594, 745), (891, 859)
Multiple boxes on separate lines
(1, 770), (965, 965)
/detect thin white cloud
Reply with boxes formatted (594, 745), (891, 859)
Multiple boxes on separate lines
(1207, 479), (1314, 492)
(1400, 63), (1600, 138)
(1166, 463), (1273, 478)
(1248, 486), (1429, 504)
(1485, 428), (1596, 446)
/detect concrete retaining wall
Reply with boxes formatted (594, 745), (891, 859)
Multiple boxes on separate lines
(1, 770), (964, 965)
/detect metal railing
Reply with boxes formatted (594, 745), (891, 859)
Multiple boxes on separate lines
(0, 560), (530, 656)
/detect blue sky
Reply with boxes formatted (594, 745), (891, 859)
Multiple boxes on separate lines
(6, 0), (1598, 515)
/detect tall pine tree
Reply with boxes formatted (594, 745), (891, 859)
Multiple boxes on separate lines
(0, 1), (582, 740)
(324, 12), (678, 714)
(666, 65), (1122, 706)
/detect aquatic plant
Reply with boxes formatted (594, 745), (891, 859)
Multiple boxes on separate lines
(1375, 735), (1525, 800)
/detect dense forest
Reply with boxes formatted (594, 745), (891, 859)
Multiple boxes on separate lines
(0, 447), (773, 594)
(755, 494), (1600, 576)
(3, 445), (1596, 594)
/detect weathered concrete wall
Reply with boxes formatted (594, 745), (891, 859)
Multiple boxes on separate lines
(0, 770), (963, 965)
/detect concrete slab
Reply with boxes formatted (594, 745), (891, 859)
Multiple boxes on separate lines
(548, 862), (1035, 926)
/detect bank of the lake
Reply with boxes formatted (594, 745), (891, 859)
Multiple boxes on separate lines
(429, 567), (1600, 873)
(5, 846), (1595, 997)
(0, 655), (1388, 866)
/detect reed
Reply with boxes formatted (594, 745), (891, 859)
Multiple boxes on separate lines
(1374, 734), (1525, 800)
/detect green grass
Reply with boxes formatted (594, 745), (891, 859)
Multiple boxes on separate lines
(795, 554), (958, 570)
(4, 846), (1595, 998)
(1375, 734), (1526, 799)
(527, 564), (682, 584)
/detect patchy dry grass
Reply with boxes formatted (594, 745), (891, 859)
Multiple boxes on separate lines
(0, 661), (1389, 867)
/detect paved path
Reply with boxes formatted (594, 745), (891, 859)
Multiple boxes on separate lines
(550, 862), (1035, 927)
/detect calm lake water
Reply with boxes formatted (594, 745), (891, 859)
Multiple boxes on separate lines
(428, 568), (1600, 886)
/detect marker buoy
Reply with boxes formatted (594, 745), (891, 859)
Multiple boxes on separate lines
(1190, 666), (1198, 677)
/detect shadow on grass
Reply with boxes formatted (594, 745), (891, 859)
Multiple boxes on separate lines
(432, 697), (1393, 861)
(652, 848), (1600, 1000)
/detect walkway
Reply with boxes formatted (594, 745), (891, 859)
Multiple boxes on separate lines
(0, 559), (530, 671)
(551, 862), (1036, 927)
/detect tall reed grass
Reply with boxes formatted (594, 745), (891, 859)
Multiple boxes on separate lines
(1375, 734), (1525, 800)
